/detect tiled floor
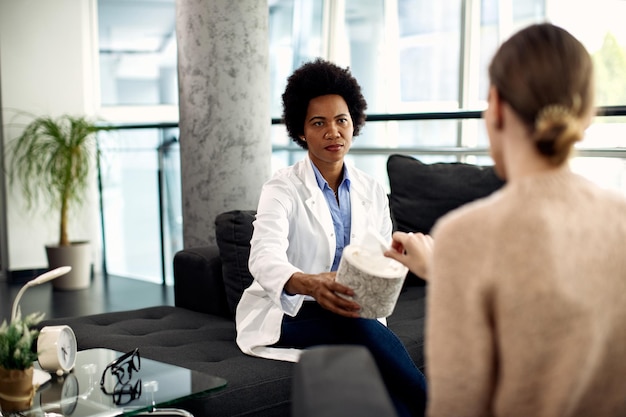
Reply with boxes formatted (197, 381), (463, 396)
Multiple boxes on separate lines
(0, 274), (174, 322)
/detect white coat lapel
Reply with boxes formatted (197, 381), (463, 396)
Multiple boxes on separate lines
(299, 157), (336, 253)
(348, 174), (373, 246)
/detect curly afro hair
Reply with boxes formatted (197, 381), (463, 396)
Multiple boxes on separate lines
(282, 58), (367, 149)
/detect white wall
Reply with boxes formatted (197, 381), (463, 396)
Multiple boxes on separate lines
(0, 0), (101, 272)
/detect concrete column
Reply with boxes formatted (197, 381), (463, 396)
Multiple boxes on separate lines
(176, 0), (271, 247)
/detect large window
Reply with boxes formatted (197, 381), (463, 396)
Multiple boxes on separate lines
(97, 0), (179, 284)
(267, 0), (626, 192)
(97, 0), (626, 283)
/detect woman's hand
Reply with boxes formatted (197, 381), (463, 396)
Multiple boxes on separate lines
(384, 231), (434, 281)
(285, 272), (361, 318)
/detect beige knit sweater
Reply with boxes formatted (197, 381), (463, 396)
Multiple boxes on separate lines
(426, 167), (626, 417)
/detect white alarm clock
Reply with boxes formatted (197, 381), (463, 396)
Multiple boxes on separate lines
(37, 325), (77, 376)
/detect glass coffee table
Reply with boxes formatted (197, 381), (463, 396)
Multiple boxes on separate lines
(24, 348), (227, 417)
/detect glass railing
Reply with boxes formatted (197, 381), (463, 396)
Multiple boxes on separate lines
(97, 106), (626, 284)
(97, 124), (181, 285)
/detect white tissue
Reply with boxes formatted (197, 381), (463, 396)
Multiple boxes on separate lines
(362, 225), (390, 253)
(352, 226), (404, 276)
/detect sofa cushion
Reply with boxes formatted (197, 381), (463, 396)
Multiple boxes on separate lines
(215, 210), (257, 316)
(387, 154), (504, 235)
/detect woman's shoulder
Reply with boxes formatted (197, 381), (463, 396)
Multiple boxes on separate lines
(432, 188), (508, 241)
(265, 159), (307, 184)
(261, 159), (319, 203)
(575, 173), (626, 207)
(346, 162), (386, 192)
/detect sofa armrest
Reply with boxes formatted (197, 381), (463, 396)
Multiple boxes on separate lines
(173, 246), (232, 318)
(292, 346), (397, 417)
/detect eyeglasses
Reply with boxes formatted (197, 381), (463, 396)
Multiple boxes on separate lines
(106, 377), (142, 405)
(100, 348), (141, 386)
(100, 348), (142, 405)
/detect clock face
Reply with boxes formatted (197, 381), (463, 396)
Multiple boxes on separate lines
(57, 327), (77, 371)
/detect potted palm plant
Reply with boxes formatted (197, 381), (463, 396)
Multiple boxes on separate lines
(7, 114), (109, 290)
(0, 310), (44, 412)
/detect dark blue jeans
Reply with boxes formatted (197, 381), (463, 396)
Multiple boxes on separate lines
(275, 302), (427, 417)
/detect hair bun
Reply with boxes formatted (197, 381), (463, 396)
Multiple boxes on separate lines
(533, 103), (583, 164)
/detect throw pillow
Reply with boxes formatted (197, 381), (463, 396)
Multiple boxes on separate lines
(215, 210), (257, 315)
(387, 154), (505, 284)
(387, 154), (504, 235)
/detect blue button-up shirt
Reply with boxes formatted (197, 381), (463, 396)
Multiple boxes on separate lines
(311, 162), (352, 271)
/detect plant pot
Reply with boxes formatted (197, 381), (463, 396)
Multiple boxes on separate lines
(0, 366), (35, 412)
(46, 241), (92, 290)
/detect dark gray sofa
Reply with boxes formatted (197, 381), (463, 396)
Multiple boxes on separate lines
(40, 155), (503, 417)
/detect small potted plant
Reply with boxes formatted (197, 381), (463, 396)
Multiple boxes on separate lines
(0, 310), (45, 412)
(7, 114), (110, 290)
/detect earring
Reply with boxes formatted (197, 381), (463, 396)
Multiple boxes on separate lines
(301, 137), (306, 142)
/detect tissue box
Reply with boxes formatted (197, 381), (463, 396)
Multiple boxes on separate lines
(335, 245), (408, 318)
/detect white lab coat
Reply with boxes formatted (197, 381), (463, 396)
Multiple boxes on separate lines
(235, 154), (392, 362)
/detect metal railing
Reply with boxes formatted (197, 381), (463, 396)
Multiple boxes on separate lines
(98, 105), (626, 284)
(272, 105), (626, 158)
